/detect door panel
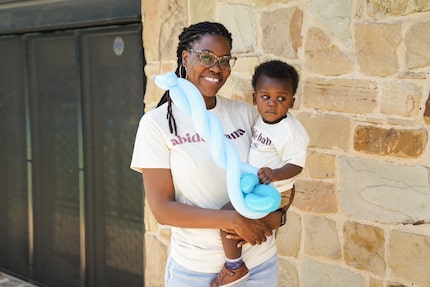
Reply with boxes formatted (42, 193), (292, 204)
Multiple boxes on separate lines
(27, 33), (81, 287)
(0, 36), (29, 279)
(81, 27), (144, 287)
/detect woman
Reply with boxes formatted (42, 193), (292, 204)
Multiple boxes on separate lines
(131, 21), (284, 287)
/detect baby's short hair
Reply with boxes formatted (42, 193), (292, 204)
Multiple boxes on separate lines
(251, 60), (299, 95)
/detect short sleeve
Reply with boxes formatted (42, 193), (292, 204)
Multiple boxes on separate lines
(279, 116), (309, 168)
(130, 115), (170, 173)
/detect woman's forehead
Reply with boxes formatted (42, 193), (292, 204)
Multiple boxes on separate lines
(191, 34), (232, 54)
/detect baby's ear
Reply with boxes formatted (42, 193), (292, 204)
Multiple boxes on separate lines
(290, 97), (296, 108)
(252, 93), (257, 105)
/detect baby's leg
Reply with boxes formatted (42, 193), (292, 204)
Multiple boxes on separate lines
(220, 202), (242, 260)
(211, 202), (249, 287)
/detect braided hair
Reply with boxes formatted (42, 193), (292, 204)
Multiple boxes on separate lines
(156, 21), (233, 135)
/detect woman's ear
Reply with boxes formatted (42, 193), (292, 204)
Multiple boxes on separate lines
(182, 50), (188, 67)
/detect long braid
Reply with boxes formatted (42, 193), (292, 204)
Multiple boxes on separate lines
(156, 22), (233, 135)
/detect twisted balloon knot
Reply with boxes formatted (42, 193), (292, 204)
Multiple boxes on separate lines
(153, 72), (179, 90)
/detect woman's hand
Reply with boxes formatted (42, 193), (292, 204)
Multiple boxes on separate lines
(222, 211), (282, 247)
(222, 212), (274, 246)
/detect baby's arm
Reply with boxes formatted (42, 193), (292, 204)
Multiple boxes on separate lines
(257, 163), (302, 185)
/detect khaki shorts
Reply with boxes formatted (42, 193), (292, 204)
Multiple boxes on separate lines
(279, 186), (295, 210)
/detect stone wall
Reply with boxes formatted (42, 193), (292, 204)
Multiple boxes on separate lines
(140, 1), (430, 286)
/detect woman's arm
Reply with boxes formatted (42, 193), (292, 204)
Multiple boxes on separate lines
(260, 185), (296, 230)
(142, 168), (273, 245)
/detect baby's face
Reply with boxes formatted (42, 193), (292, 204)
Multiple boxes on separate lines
(253, 75), (295, 124)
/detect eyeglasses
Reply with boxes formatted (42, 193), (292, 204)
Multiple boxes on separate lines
(188, 49), (237, 70)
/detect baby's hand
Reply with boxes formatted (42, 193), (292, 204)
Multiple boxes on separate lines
(258, 167), (277, 184)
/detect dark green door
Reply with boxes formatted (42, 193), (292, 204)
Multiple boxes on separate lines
(0, 24), (145, 287)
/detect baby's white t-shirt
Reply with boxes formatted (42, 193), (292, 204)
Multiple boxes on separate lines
(249, 112), (309, 192)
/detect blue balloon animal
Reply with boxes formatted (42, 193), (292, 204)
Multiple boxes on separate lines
(153, 72), (281, 219)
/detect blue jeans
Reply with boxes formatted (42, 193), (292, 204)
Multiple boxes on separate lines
(165, 253), (279, 287)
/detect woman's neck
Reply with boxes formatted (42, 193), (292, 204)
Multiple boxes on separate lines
(204, 96), (217, 110)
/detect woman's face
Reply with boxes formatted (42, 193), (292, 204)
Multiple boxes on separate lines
(182, 34), (233, 101)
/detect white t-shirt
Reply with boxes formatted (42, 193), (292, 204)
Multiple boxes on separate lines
(131, 96), (277, 273)
(249, 112), (310, 192)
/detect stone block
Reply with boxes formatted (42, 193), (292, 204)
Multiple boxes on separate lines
(354, 125), (428, 158)
(367, 0), (430, 19)
(405, 21), (430, 69)
(388, 230), (430, 287)
(305, 27), (354, 75)
(339, 156), (430, 224)
(143, 64), (165, 111)
(369, 277), (384, 287)
(189, 0), (215, 24)
(218, 4), (256, 53)
(343, 221), (386, 276)
(303, 78), (378, 113)
(141, 0), (187, 62)
(144, 199), (159, 232)
(296, 112), (351, 151)
(380, 80), (423, 117)
(144, 233), (168, 287)
(301, 257), (365, 287)
(261, 6), (303, 59)
(304, 215), (341, 259)
(278, 258), (299, 287)
(354, 23), (401, 76)
(218, 74), (254, 104)
(231, 56), (260, 75)
(277, 210), (301, 257)
(306, 151), (336, 179)
(307, 0), (352, 44)
(158, 225), (172, 244)
(294, 179), (337, 213)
